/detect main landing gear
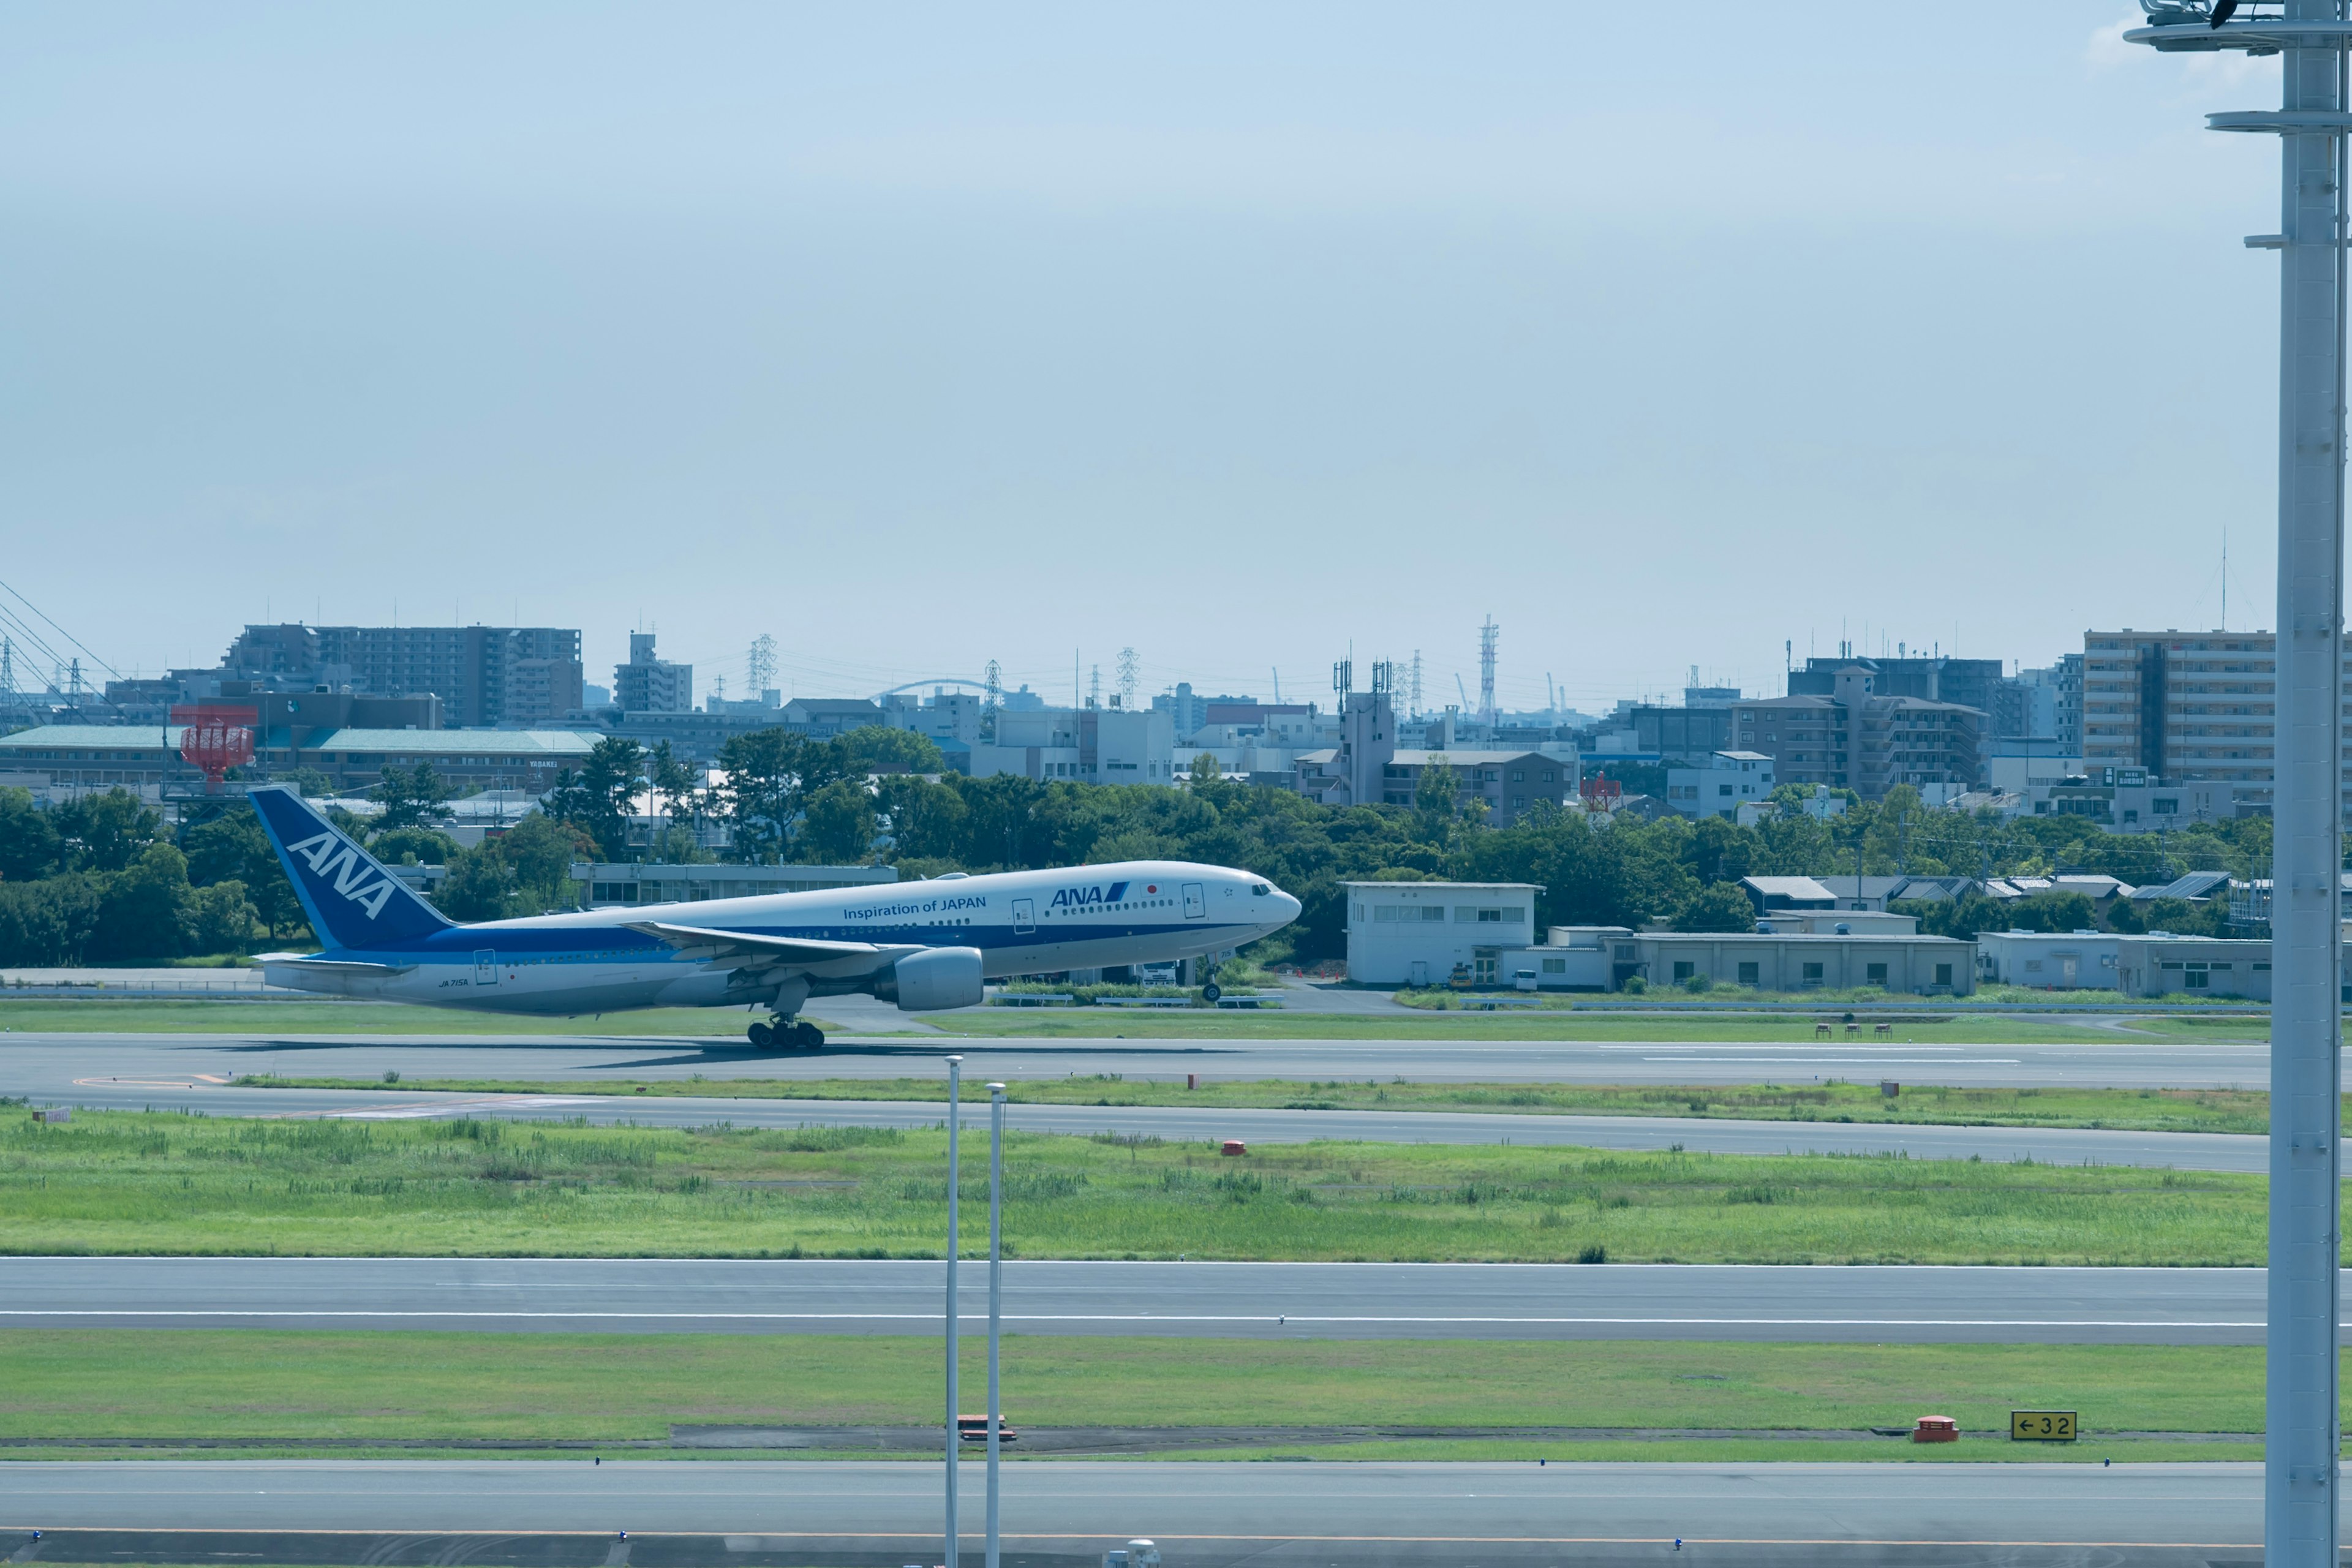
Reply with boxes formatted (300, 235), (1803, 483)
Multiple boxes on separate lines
(748, 1018), (825, 1052)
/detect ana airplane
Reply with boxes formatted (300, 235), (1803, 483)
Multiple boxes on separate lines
(247, 784), (1302, 1049)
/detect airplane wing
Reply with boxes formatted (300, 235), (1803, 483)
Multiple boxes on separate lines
(622, 921), (911, 970)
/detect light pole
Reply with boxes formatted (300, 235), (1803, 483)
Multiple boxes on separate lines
(2127, 6), (2350, 1562)
(986, 1082), (1007, 1568)
(944, 1054), (963, 1568)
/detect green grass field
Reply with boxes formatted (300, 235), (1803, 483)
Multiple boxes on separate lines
(0, 1110), (2271, 1263)
(247, 1074), (2281, 1136)
(0, 1330), (2291, 1463)
(0, 997), (2268, 1044)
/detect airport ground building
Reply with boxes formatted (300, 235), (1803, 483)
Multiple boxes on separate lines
(1975, 930), (2122, 990)
(1341, 882), (1972, 993)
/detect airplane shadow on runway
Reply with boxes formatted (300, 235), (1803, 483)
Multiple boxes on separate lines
(185, 1038), (1250, 1071)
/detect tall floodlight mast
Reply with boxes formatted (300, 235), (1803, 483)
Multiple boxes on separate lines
(2127, 6), (2348, 1561)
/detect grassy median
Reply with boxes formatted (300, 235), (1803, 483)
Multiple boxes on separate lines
(0, 1330), (2282, 1463)
(245, 1074), (2281, 1136)
(0, 1109), (2272, 1264)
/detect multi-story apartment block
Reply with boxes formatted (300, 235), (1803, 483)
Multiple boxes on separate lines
(196, 623), (583, 728)
(613, 632), (693, 714)
(2081, 628), (2352, 820)
(1732, 666), (1985, 801)
(2016, 655), (2084, 754)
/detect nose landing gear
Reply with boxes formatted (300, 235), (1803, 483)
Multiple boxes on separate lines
(748, 1017), (825, 1052)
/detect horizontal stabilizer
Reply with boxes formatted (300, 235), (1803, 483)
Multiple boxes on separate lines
(262, 956), (420, 976)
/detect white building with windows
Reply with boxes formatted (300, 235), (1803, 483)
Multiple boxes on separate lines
(1666, 750), (1775, 820)
(1342, 880), (1539, 986)
(1975, 930), (2121, 991)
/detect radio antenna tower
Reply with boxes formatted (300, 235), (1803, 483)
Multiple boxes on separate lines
(1115, 647), (1139, 709)
(747, 634), (778, 698)
(2127, 6), (2349, 1559)
(1476, 617), (1499, 728)
(1088, 665), (1101, 709)
(982, 659), (1001, 742)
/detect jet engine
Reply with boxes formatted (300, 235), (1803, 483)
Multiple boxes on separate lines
(884, 946), (985, 1012)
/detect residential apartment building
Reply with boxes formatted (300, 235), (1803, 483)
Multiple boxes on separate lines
(197, 624), (584, 728)
(2080, 628), (2352, 820)
(1665, 750), (1774, 819)
(1730, 666), (1985, 800)
(612, 633), (693, 714)
(2017, 655), (2084, 753)
(1363, 749), (1575, 826)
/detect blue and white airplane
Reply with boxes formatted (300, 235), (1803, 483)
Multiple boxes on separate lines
(248, 785), (1301, 1049)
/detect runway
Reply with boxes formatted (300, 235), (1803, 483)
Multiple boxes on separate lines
(0, 1023), (2272, 1095)
(0, 1257), (2284, 1343)
(0, 1460), (2272, 1559)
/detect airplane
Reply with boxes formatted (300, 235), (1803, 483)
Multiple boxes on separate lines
(246, 783), (1303, 1049)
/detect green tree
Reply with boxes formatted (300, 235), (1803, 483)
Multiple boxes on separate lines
(434, 843), (519, 921)
(0, 875), (103, 963)
(798, 780), (878, 863)
(494, 812), (595, 911)
(1415, 760), (1461, 824)
(646, 741), (699, 835)
(370, 826), (462, 866)
(90, 842), (195, 959)
(713, 728), (810, 864)
(876, 774), (969, 861)
(188, 880), (257, 954)
(371, 763), (454, 833)
(0, 787), (61, 881)
(1670, 880), (1757, 933)
(56, 788), (160, 872)
(548, 736), (645, 861)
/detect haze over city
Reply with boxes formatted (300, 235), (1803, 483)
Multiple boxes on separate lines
(0, 3), (2299, 707)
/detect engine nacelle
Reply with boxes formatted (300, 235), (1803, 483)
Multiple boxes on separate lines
(886, 946), (985, 1012)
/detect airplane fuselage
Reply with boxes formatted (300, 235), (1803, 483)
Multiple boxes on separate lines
(262, 860), (1292, 1016)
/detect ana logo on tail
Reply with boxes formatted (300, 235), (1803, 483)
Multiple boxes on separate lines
(283, 831), (399, 920)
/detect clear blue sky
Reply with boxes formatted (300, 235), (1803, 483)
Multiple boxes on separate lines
(0, 4), (2300, 712)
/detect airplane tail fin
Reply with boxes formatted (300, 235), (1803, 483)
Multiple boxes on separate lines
(247, 785), (453, 950)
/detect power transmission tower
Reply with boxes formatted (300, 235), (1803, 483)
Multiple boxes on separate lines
(1477, 617), (1498, 728)
(1409, 651), (1423, 718)
(1115, 647), (1139, 709)
(747, 635), (778, 698)
(1088, 665), (1101, 709)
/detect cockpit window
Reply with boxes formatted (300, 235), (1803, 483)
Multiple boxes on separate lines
(1252, 883), (1270, 896)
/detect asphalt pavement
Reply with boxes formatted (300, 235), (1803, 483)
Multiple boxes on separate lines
(0, 1024), (2273, 1093)
(0, 1257), (2283, 1343)
(0, 1460), (2272, 1556)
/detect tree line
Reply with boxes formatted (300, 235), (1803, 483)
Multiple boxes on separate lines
(0, 725), (2277, 965)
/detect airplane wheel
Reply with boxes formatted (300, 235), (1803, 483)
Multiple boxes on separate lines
(795, 1022), (825, 1051)
(1201, 982), (1222, 1003)
(747, 1021), (775, 1049)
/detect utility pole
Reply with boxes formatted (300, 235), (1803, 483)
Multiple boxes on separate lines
(944, 1055), (963, 1568)
(986, 1082), (1006, 1568)
(2125, 10), (2349, 1561)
